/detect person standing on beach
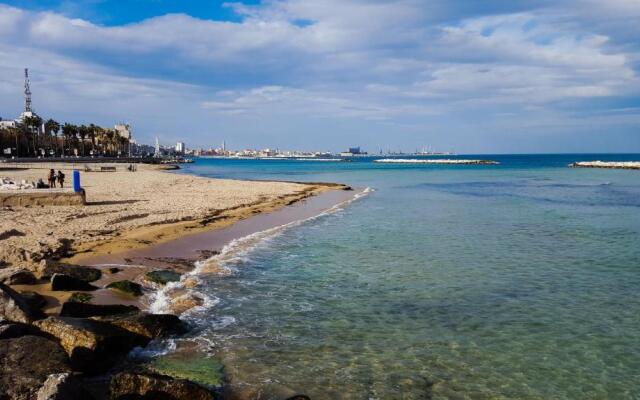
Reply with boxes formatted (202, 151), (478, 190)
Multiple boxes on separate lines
(57, 170), (65, 188)
(48, 169), (56, 188)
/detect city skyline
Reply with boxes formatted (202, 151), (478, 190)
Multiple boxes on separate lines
(0, 0), (639, 153)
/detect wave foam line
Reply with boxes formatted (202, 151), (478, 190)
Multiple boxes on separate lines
(149, 186), (372, 316)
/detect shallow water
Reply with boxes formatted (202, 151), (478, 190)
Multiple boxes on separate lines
(163, 154), (640, 399)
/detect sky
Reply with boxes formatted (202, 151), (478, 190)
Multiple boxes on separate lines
(0, 0), (639, 153)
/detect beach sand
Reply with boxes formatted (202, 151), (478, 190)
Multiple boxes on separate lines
(0, 163), (339, 269)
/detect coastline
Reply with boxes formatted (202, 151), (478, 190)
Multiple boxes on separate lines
(0, 162), (349, 270)
(0, 161), (357, 399)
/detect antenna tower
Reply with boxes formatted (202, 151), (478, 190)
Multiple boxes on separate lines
(24, 68), (32, 113)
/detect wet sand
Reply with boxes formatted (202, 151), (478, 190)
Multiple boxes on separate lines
(80, 188), (358, 267)
(48, 188), (361, 314)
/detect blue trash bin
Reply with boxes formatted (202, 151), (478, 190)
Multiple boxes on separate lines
(73, 170), (81, 192)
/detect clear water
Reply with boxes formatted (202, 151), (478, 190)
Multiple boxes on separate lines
(170, 155), (640, 399)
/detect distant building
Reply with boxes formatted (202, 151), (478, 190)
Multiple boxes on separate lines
(0, 118), (17, 129)
(114, 123), (132, 139)
(340, 146), (367, 157)
(154, 136), (161, 158)
(175, 141), (185, 154)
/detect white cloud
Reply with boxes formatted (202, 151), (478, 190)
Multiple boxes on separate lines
(0, 1), (638, 152)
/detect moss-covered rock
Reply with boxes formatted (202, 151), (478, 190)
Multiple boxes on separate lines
(106, 280), (143, 297)
(144, 270), (181, 285)
(68, 292), (93, 303)
(147, 354), (225, 388)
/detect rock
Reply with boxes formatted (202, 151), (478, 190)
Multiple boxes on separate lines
(37, 260), (101, 282)
(0, 335), (71, 400)
(33, 317), (141, 373)
(0, 321), (39, 339)
(170, 293), (205, 315)
(60, 302), (139, 318)
(0, 268), (37, 285)
(110, 371), (214, 400)
(68, 292), (93, 303)
(21, 291), (47, 312)
(97, 312), (186, 344)
(105, 267), (122, 274)
(144, 270), (181, 285)
(51, 273), (99, 291)
(36, 373), (93, 400)
(0, 283), (45, 323)
(106, 280), (143, 297)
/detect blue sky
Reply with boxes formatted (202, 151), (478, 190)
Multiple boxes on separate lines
(0, 0), (639, 153)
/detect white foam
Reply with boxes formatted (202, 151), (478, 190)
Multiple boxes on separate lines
(148, 187), (372, 317)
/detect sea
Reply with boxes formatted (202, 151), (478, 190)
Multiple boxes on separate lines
(147, 154), (640, 399)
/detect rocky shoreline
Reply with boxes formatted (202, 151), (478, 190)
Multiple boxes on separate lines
(0, 259), (214, 400)
(1, 258), (315, 400)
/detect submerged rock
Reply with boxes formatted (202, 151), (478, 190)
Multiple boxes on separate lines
(147, 353), (225, 389)
(37, 260), (102, 282)
(144, 270), (182, 285)
(60, 302), (139, 318)
(106, 280), (143, 297)
(0, 335), (71, 400)
(0, 283), (45, 323)
(110, 371), (214, 400)
(33, 317), (141, 373)
(51, 273), (99, 291)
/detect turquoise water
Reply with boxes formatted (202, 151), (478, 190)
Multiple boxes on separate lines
(173, 155), (640, 399)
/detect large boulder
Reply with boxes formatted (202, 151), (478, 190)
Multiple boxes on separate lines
(110, 371), (214, 400)
(0, 283), (45, 323)
(51, 274), (99, 291)
(0, 268), (37, 285)
(36, 373), (94, 400)
(0, 335), (71, 400)
(96, 312), (186, 345)
(33, 317), (141, 373)
(36, 260), (101, 282)
(60, 302), (139, 318)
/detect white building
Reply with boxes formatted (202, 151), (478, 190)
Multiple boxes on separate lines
(175, 141), (185, 154)
(114, 123), (132, 139)
(0, 119), (17, 129)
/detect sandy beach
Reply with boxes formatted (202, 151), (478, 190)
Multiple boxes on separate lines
(0, 163), (342, 270)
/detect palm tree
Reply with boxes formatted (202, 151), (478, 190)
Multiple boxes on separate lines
(62, 123), (77, 157)
(44, 119), (60, 156)
(88, 124), (97, 155)
(78, 125), (88, 157)
(22, 115), (42, 156)
(7, 126), (22, 157)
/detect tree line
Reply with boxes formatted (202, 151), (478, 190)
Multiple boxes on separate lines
(0, 116), (130, 158)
